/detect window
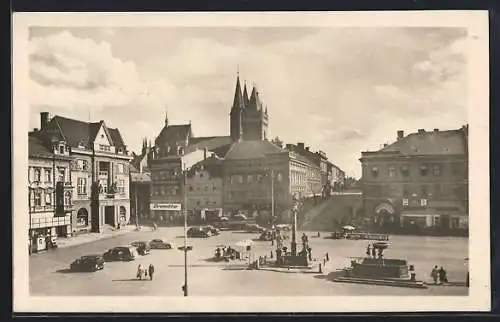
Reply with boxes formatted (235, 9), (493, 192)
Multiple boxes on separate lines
(419, 165), (428, 176)
(204, 186), (209, 192)
(420, 199), (428, 207)
(402, 198), (409, 206)
(401, 165), (409, 177)
(77, 208), (88, 226)
(34, 168), (41, 182)
(117, 163), (124, 174)
(76, 159), (87, 171)
(277, 173), (283, 182)
(236, 175), (244, 184)
(77, 178), (87, 195)
(58, 168), (65, 182)
(99, 144), (111, 152)
(212, 184), (217, 191)
(388, 166), (396, 178)
(45, 193), (52, 205)
(371, 166), (379, 178)
(420, 185), (428, 197)
(44, 169), (51, 182)
(189, 186), (194, 192)
(117, 180), (125, 194)
(432, 165), (441, 177)
(59, 145), (65, 154)
(247, 175), (253, 183)
(34, 191), (42, 206)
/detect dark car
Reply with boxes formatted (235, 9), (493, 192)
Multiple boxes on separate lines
(130, 241), (151, 255)
(103, 246), (138, 262)
(203, 225), (220, 236)
(149, 239), (174, 249)
(70, 255), (105, 272)
(187, 226), (211, 238)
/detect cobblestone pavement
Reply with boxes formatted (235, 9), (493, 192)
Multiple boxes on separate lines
(29, 227), (469, 296)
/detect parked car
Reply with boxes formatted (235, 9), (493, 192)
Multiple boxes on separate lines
(149, 239), (174, 249)
(70, 255), (105, 272)
(130, 241), (151, 255)
(187, 226), (211, 238)
(103, 246), (137, 262)
(244, 223), (265, 233)
(203, 225), (220, 236)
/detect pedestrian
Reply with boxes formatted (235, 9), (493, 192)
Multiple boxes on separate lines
(438, 266), (448, 284)
(366, 244), (371, 257)
(371, 246), (376, 259)
(307, 247), (312, 261)
(430, 265), (439, 284)
(137, 264), (143, 280)
(148, 264), (155, 281)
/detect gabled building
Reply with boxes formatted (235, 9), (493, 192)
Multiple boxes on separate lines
(359, 126), (469, 233)
(28, 130), (74, 246)
(129, 139), (152, 223)
(35, 112), (131, 233)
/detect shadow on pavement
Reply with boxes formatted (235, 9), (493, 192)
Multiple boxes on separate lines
(203, 257), (230, 263)
(313, 270), (345, 281)
(55, 268), (96, 274)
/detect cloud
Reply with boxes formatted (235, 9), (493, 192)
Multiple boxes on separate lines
(29, 27), (469, 178)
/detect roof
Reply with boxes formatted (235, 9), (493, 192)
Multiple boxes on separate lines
(231, 76), (244, 113)
(28, 132), (71, 160)
(224, 140), (286, 160)
(187, 155), (224, 178)
(155, 124), (192, 145)
(45, 115), (126, 149)
(246, 86), (263, 112)
(185, 136), (233, 156)
(380, 129), (467, 156)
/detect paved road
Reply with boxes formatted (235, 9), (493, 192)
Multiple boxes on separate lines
(30, 228), (468, 296)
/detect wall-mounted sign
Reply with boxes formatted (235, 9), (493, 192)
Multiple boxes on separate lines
(150, 203), (182, 211)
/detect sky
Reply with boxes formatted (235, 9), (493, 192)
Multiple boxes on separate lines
(28, 27), (469, 178)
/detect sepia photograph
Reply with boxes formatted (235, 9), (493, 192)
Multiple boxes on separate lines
(12, 11), (490, 312)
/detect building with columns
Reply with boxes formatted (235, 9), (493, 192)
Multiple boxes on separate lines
(34, 112), (131, 234)
(359, 126), (469, 233)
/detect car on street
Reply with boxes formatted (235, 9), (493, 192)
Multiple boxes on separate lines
(102, 246), (138, 262)
(149, 239), (174, 249)
(187, 226), (211, 238)
(244, 223), (265, 233)
(130, 241), (151, 255)
(70, 255), (105, 272)
(203, 225), (220, 236)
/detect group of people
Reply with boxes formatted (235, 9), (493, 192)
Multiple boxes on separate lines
(430, 265), (449, 284)
(365, 244), (384, 259)
(214, 246), (240, 261)
(136, 264), (155, 280)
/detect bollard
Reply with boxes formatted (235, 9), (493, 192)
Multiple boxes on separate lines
(319, 263), (323, 273)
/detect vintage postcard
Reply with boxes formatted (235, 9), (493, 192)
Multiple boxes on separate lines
(12, 11), (490, 312)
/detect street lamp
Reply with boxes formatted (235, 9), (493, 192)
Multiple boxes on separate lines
(290, 197), (299, 256)
(182, 163), (188, 296)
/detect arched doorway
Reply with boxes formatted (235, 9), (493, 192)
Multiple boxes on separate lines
(77, 208), (89, 227)
(374, 202), (396, 227)
(119, 206), (127, 224)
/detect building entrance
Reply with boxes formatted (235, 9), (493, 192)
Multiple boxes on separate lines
(105, 206), (115, 226)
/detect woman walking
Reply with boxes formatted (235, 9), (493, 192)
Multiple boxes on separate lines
(137, 264), (144, 280)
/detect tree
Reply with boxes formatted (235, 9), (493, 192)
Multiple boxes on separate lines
(271, 136), (283, 148)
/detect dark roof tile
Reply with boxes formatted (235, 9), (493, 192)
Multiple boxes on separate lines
(224, 140), (285, 160)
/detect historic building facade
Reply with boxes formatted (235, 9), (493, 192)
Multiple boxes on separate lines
(28, 131), (74, 243)
(36, 112), (131, 233)
(359, 126), (469, 232)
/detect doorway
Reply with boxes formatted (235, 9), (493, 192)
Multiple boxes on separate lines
(105, 206), (115, 226)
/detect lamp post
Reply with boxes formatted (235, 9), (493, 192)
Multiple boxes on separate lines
(270, 169), (275, 225)
(183, 163), (188, 296)
(290, 197), (298, 256)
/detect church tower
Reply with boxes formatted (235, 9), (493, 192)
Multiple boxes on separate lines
(242, 85), (269, 141)
(230, 75), (244, 142)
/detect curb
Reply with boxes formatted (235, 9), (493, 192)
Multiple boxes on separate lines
(56, 228), (137, 249)
(333, 276), (427, 289)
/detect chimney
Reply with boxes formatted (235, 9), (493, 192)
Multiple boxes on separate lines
(203, 147), (208, 160)
(297, 142), (305, 150)
(40, 112), (49, 130)
(305, 147), (310, 152)
(433, 128), (439, 132)
(418, 129), (425, 134)
(397, 130), (404, 140)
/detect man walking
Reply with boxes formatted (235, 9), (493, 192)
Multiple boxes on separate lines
(148, 264), (155, 281)
(430, 265), (439, 284)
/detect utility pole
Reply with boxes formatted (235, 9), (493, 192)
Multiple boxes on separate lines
(271, 169), (274, 225)
(183, 163), (188, 297)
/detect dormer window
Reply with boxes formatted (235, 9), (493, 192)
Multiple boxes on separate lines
(59, 145), (65, 154)
(371, 166), (379, 178)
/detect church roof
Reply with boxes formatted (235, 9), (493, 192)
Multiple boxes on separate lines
(224, 140), (286, 160)
(243, 83), (250, 107)
(247, 86), (263, 112)
(379, 128), (468, 156)
(231, 76), (244, 113)
(155, 124), (192, 145)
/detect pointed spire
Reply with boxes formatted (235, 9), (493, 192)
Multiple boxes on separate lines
(248, 85), (260, 110)
(243, 80), (249, 107)
(231, 74), (244, 113)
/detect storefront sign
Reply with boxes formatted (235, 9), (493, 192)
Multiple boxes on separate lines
(150, 203), (182, 211)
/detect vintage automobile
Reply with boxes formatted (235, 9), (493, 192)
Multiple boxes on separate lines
(149, 239), (174, 249)
(233, 214), (248, 221)
(244, 223), (265, 233)
(202, 225), (220, 236)
(70, 255), (105, 272)
(130, 241), (151, 255)
(102, 246), (138, 262)
(187, 226), (211, 238)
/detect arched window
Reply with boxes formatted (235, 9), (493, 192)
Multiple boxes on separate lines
(34, 168), (41, 182)
(77, 208), (89, 226)
(119, 206), (126, 223)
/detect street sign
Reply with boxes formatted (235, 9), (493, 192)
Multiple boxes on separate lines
(178, 246), (193, 251)
(150, 203), (182, 211)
